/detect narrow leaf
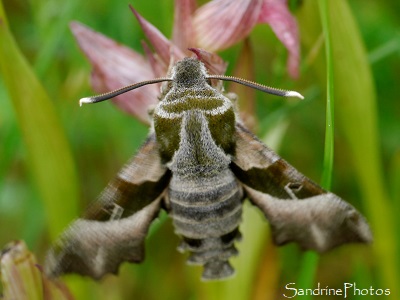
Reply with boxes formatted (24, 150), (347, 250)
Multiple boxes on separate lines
(0, 2), (79, 239)
(328, 2), (399, 297)
(298, 0), (399, 298)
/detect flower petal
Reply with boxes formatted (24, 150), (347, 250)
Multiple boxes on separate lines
(193, 0), (263, 51)
(141, 40), (169, 78)
(130, 5), (185, 65)
(228, 40), (257, 130)
(172, 0), (197, 50)
(70, 21), (158, 124)
(258, 0), (300, 78)
(188, 48), (227, 75)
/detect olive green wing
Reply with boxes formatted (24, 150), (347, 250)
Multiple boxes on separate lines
(45, 134), (171, 279)
(231, 123), (372, 252)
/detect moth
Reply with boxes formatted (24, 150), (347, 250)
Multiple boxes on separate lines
(45, 57), (372, 281)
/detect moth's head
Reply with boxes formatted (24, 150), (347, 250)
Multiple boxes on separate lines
(171, 57), (208, 88)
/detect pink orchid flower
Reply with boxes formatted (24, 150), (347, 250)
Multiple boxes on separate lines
(71, 0), (300, 124)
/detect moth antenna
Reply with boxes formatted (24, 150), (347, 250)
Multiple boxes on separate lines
(206, 75), (304, 100)
(79, 77), (173, 106)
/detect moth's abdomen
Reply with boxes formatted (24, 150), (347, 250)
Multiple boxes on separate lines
(170, 172), (242, 238)
(164, 109), (243, 280)
(169, 171), (243, 280)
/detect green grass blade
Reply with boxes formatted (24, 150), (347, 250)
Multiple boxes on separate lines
(319, 0), (334, 191)
(368, 35), (400, 64)
(0, 1), (79, 240)
(299, 1), (398, 298)
(297, 0), (334, 295)
(297, 252), (319, 296)
(328, 1), (399, 298)
(29, 0), (80, 77)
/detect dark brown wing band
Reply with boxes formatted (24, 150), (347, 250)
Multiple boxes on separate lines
(231, 123), (325, 199)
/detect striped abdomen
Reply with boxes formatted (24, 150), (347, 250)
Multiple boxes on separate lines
(169, 169), (243, 280)
(167, 109), (243, 280)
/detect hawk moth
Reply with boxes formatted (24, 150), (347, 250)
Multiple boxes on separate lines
(45, 57), (372, 281)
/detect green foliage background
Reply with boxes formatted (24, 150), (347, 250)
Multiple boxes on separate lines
(1, 0), (399, 299)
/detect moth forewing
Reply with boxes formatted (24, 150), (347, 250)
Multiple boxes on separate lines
(231, 123), (327, 199)
(46, 57), (371, 281)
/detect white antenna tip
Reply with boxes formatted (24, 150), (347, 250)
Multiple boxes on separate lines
(286, 91), (304, 100)
(79, 97), (93, 106)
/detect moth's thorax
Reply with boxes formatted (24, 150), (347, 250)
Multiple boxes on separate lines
(153, 70), (236, 164)
(170, 57), (208, 89)
(169, 111), (230, 177)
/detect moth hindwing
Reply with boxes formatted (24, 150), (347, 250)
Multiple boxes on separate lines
(45, 57), (372, 281)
